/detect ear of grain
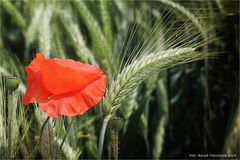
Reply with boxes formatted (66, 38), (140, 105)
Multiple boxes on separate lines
(152, 79), (169, 159)
(59, 10), (97, 64)
(25, 4), (44, 49)
(105, 48), (211, 115)
(38, 5), (54, 58)
(100, 0), (113, 50)
(24, 4), (44, 61)
(73, 0), (117, 76)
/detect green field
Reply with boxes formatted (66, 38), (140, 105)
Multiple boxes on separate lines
(0, 0), (239, 159)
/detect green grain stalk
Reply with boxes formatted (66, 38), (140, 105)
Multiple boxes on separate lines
(73, 0), (116, 76)
(1, 0), (26, 31)
(59, 10), (97, 64)
(100, 0), (113, 50)
(38, 4), (54, 58)
(25, 4), (44, 60)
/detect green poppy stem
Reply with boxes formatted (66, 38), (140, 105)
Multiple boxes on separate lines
(113, 131), (119, 160)
(7, 92), (12, 158)
(98, 115), (111, 159)
(55, 119), (74, 159)
(30, 116), (50, 158)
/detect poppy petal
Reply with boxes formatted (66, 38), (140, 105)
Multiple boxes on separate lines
(38, 57), (103, 95)
(23, 53), (107, 117)
(23, 54), (52, 105)
(39, 75), (107, 117)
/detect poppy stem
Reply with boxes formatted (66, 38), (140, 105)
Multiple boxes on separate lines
(112, 131), (119, 160)
(7, 91), (12, 158)
(55, 119), (74, 159)
(98, 115), (111, 159)
(29, 116), (50, 158)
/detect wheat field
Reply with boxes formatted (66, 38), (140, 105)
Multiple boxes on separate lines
(0, 0), (239, 159)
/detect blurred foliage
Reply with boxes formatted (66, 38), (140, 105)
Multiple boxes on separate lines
(0, 0), (239, 159)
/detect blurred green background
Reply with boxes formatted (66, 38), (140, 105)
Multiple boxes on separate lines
(0, 0), (239, 159)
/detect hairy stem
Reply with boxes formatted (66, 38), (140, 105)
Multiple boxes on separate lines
(55, 120), (73, 160)
(30, 117), (50, 158)
(113, 131), (119, 160)
(7, 92), (12, 158)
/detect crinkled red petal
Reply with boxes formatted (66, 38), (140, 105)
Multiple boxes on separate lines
(39, 56), (103, 95)
(23, 54), (52, 105)
(23, 53), (107, 118)
(39, 75), (107, 117)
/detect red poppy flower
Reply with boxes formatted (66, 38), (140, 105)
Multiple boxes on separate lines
(23, 53), (107, 118)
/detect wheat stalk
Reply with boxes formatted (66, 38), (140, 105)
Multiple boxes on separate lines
(55, 138), (80, 159)
(52, 25), (65, 58)
(24, 4), (44, 61)
(152, 79), (168, 159)
(1, 0), (26, 31)
(73, 0), (116, 76)
(0, 76), (6, 158)
(38, 5), (54, 58)
(25, 4), (44, 48)
(100, 0), (113, 50)
(59, 10), (97, 64)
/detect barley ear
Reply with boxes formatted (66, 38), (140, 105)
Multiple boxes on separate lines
(38, 5), (54, 58)
(105, 48), (213, 116)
